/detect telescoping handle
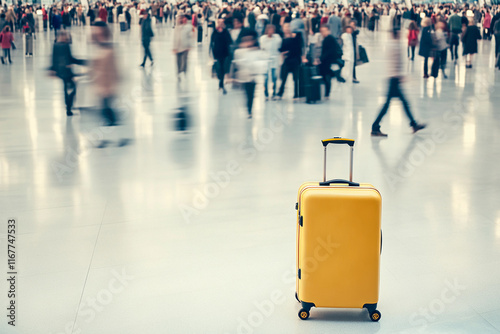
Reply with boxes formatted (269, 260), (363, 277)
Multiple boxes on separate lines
(321, 137), (355, 183)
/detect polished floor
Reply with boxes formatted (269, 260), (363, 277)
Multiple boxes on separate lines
(0, 20), (500, 334)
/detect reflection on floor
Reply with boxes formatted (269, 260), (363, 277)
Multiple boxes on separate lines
(0, 22), (500, 334)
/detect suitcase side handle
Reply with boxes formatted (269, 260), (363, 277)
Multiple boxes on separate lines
(319, 179), (360, 187)
(322, 137), (355, 182)
(321, 138), (355, 147)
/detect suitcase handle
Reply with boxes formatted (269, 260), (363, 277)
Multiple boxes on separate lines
(319, 179), (359, 187)
(322, 137), (355, 182)
(321, 138), (355, 147)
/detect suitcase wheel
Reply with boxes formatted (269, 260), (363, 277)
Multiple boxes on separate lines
(298, 308), (310, 320)
(370, 310), (381, 322)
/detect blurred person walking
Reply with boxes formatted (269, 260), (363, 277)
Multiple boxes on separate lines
(371, 29), (426, 137)
(419, 18), (433, 79)
(140, 11), (154, 67)
(91, 21), (120, 129)
(277, 23), (303, 100)
(431, 21), (448, 79)
(462, 19), (481, 69)
(259, 24), (281, 100)
(494, 18), (500, 69)
(210, 18), (232, 94)
(0, 25), (14, 64)
(234, 35), (265, 119)
(341, 24), (354, 83)
(49, 31), (86, 116)
(318, 24), (342, 100)
(173, 14), (192, 81)
(407, 20), (419, 61)
(350, 20), (360, 84)
(52, 9), (62, 42)
(448, 9), (462, 62)
(483, 9), (492, 40)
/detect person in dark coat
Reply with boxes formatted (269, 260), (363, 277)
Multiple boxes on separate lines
(140, 11), (154, 67)
(418, 18), (433, 79)
(210, 19), (232, 94)
(318, 24), (342, 99)
(494, 19), (500, 69)
(49, 31), (86, 116)
(277, 23), (303, 100)
(462, 19), (481, 68)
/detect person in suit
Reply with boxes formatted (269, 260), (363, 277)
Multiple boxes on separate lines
(418, 18), (433, 79)
(210, 18), (232, 94)
(49, 31), (86, 116)
(318, 24), (342, 99)
(140, 11), (154, 67)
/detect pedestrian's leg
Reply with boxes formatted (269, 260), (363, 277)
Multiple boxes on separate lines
(423, 57), (429, 77)
(395, 78), (417, 128)
(353, 63), (357, 81)
(323, 70), (332, 98)
(247, 82), (256, 115)
(411, 46), (415, 60)
(182, 51), (188, 74)
(146, 42), (153, 62)
(292, 63), (300, 98)
(217, 58), (225, 90)
(102, 96), (117, 126)
(176, 53), (182, 77)
(372, 78), (396, 132)
(141, 42), (148, 66)
(277, 63), (289, 97)
(263, 70), (269, 97)
(271, 68), (277, 96)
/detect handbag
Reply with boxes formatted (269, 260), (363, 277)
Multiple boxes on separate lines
(357, 45), (369, 65)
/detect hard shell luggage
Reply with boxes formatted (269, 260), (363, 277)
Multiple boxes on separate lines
(295, 137), (382, 322)
(120, 21), (127, 31)
(303, 66), (322, 104)
(197, 26), (203, 43)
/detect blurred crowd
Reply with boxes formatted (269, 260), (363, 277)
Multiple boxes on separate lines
(1, 0), (499, 137)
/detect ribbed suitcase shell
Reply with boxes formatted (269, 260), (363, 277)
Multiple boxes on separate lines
(296, 182), (381, 310)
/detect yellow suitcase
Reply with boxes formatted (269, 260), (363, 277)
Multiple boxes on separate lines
(295, 137), (382, 322)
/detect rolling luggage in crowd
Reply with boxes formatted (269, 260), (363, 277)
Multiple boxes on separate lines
(295, 137), (382, 322)
(303, 66), (322, 104)
(119, 14), (127, 31)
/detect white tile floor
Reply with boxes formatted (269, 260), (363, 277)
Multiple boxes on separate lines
(0, 21), (500, 334)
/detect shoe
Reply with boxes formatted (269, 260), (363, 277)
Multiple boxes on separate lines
(412, 123), (427, 133)
(150, 61), (154, 66)
(353, 79), (360, 84)
(139, 63), (145, 67)
(442, 73), (448, 79)
(423, 74), (430, 79)
(265, 96), (269, 101)
(371, 130), (388, 137)
(248, 114), (252, 119)
(222, 88), (227, 95)
(66, 110), (73, 116)
(324, 96), (330, 100)
(337, 76), (346, 83)
(1, 58), (4, 65)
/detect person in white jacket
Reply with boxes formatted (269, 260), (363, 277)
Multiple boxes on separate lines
(340, 25), (354, 83)
(173, 14), (193, 81)
(259, 24), (282, 100)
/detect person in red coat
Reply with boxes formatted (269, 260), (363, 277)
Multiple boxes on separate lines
(0, 26), (15, 65)
(98, 4), (108, 22)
